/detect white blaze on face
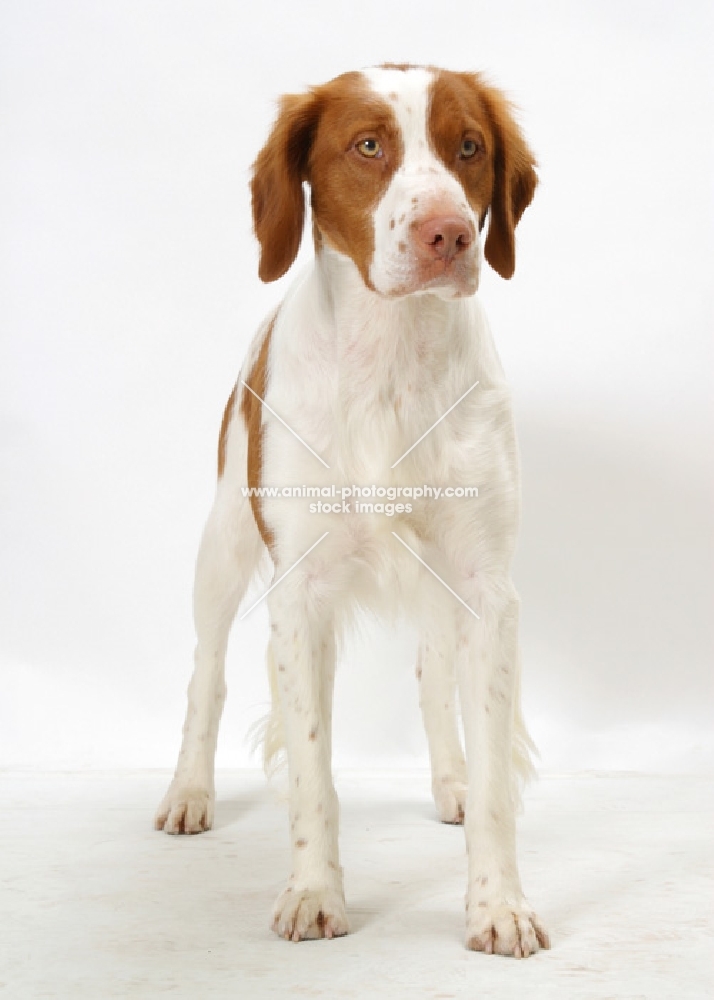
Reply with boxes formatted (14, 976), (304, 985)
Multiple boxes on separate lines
(363, 67), (480, 299)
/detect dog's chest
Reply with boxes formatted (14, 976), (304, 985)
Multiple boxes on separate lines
(331, 329), (458, 482)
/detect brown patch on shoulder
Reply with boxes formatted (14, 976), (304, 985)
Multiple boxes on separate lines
(217, 386), (238, 478)
(240, 317), (277, 550)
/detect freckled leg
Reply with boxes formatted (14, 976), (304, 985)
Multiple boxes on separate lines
(268, 580), (347, 941)
(456, 581), (549, 958)
(417, 628), (467, 824)
(318, 626), (337, 763)
(155, 489), (262, 834)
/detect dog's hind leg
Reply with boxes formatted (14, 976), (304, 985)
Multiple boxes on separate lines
(417, 622), (468, 824)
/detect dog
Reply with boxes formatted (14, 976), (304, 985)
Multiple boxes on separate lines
(155, 64), (549, 958)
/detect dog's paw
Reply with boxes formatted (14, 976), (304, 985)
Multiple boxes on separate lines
(466, 898), (550, 958)
(154, 783), (214, 834)
(271, 886), (349, 942)
(433, 775), (467, 824)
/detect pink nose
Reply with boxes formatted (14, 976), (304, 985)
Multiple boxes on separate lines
(416, 215), (473, 261)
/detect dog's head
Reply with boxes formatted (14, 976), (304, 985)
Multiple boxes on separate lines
(251, 65), (537, 298)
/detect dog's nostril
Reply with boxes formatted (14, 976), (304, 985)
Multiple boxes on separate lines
(417, 215), (473, 259)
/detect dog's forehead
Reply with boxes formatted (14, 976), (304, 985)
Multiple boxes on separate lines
(361, 66), (434, 143)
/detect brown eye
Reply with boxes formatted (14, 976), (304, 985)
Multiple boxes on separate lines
(357, 138), (382, 158)
(460, 137), (480, 159)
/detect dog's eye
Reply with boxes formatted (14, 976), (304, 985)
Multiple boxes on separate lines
(357, 138), (382, 158)
(459, 137), (480, 159)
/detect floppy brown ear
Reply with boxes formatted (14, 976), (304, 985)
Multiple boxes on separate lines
(250, 92), (321, 282)
(478, 82), (538, 280)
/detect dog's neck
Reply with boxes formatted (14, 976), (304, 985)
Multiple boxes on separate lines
(313, 241), (472, 366)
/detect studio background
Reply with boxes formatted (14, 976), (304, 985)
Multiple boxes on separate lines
(1, 0), (712, 775)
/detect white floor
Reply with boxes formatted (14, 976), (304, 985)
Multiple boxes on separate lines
(1, 769), (712, 999)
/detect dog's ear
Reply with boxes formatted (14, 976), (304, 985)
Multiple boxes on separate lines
(250, 91), (321, 282)
(477, 81), (538, 280)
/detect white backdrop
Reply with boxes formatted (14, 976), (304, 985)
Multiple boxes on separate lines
(1, 0), (711, 773)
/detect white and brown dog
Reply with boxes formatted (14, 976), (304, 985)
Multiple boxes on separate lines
(155, 64), (549, 958)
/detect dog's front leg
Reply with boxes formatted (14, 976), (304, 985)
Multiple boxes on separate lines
(268, 579), (347, 941)
(456, 580), (549, 958)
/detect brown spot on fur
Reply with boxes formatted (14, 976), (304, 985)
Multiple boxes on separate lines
(488, 683), (507, 703)
(296, 838), (307, 848)
(380, 62), (419, 73)
(309, 726), (318, 741)
(241, 316), (277, 549)
(398, 241), (407, 253)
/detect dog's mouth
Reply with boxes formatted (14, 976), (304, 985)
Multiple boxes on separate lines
(421, 254), (475, 280)
(383, 254), (480, 299)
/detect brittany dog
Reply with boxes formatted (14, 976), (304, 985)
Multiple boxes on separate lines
(155, 64), (550, 958)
